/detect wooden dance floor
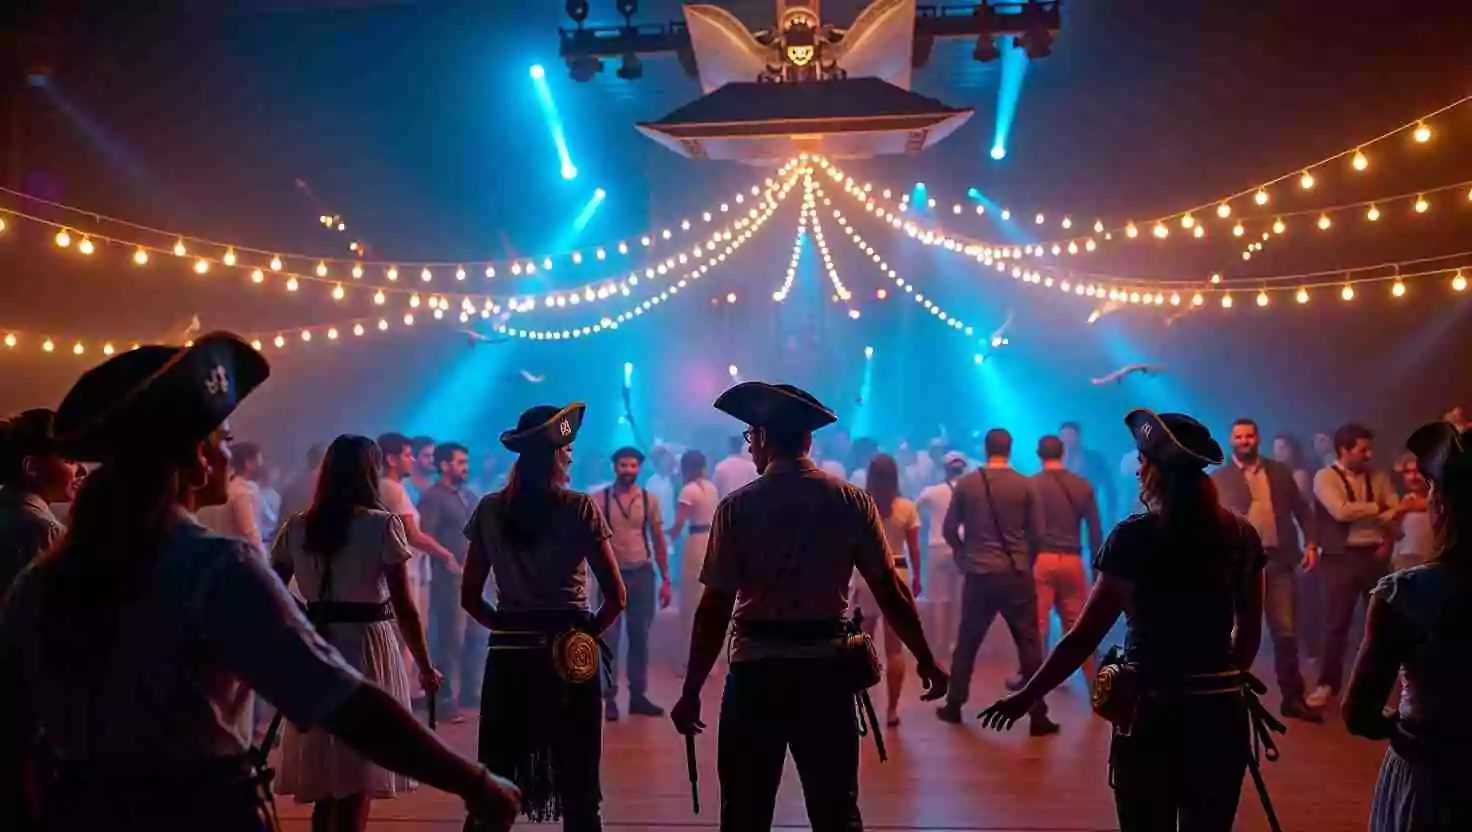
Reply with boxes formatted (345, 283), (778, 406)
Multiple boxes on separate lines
(276, 658), (1385, 831)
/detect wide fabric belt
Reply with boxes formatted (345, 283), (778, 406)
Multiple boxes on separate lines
(689, 524), (712, 533)
(733, 617), (846, 643)
(1145, 669), (1254, 698)
(305, 600), (393, 624)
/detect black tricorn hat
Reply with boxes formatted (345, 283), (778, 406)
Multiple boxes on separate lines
(54, 331), (269, 463)
(1125, 408), (1223, 469)
(713, 381), (837, 434)
(610, 446), (645, 463)
(500, 403), (586, 453)
(1406, 420), (1470, 488)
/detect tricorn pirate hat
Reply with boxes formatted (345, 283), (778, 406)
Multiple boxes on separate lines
(500, 403), (586, 453)
(1125, 408), (1224, 470)
(713, 381), (837, 434)
(1406, 420), (1470, 489)
(54, 331), (269, 463)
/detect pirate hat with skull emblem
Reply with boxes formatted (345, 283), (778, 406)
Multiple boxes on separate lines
(1125, 408), (1223, 470)
(54, 331), (270, 463)
(501, 403), (587, 453)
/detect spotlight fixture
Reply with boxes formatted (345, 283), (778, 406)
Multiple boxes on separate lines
(565, 0), (590, 26)
(617, 52), (643, 80)
(568, 54), (603, 82)
(971, 35), (1001, 63)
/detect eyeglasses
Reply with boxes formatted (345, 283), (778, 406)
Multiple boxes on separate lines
(742, 429), (753, 445)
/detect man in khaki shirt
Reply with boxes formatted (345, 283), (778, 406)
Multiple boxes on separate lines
(671, 382), (947, 832)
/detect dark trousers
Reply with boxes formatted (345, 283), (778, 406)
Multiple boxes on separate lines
(1317, 545), (1388, 692)
(1262, 549), (1305, 701)
(1111, 695), (1249, 831)
(947, 571), (1047, 717)
(718, 657), (862, 832)
(479, 644), (603, 831)
(429, 571), (488, 709)
(599, 563), (654, 702)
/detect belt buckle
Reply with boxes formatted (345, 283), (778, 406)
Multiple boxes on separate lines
(552, 630), (600, 683)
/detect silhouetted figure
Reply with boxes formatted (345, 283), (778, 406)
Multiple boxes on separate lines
(671, 381), (947, 832)
(982, 409), (1271, 832)
(1345, 421), (1472, 831)
(462, 403), (628, 831)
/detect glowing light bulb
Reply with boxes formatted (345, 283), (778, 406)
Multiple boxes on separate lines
(1221, 293), (1234, 308)
(725, 292), (737, 304)
(102, 342), (115, 356)
(1001, 209), (1011, 221)
(1453, 271), (1468, 292)
(1085, 239), (1097, 252)
(373, 290), (385, 305)
(194, 258), (210, 274)
(273, 335), (286, 348)
(404, 313), (415, 326)
(410, 293), (421, 308)
(455, 266), (466, 281)
(332, 284), (345, 300)
(1193, 225), (1205, 239)
(3, 333), (14, 348)
(1232, 223), (1244, 237)
(220, 248), (236, 267)
(485, 265), (496, 277)
(1216, 203), (1231, 219)
(327, 327), (339, 340)
(270, 256), (283, 272)
(1414, 122), (1432, 143)
(1152, 222), (1168, 239)
(1316, 214), (1331, 231)
(300, 330), (312, 342)
(249, 268), (264, 284)
(420, 267), (432, 282)
(72, 342), (84, 355)
(1365, 204), (1381, 222)
(1300, 170), (1316, 190)
(315, 261), (327, 277)
(173, 239), (187, 256)
(41, 338), (54, 353)
(78, 237), (95, 255)
(351, 264), (363, 279)
(1180, 214), (1195, 229)
(378, 319), (388, 331)
(285, 276), (299, 291)
(1273, 218), (1286, 234)
(1415, 195), (1429, 213)
(55, 229), (71, 248)
(386, 266), (399, 281)
(1254, 189), (1269, 206)
(1062, 216), (1073, 229)
(353, 323), (365, 336)
(1255, 290), (1270, 307)
(1341, 284), (1355, 301)
(1352, 149), (1368, 171)
(1191, 292), (1205, 306)
(1296, 288), (1309, 304)
(1392, 280), (1407, 298)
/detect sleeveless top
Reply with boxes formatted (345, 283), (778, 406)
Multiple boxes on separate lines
(1372, 560), (1472, 742)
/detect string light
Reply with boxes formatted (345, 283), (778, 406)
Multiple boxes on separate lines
(1216, 203), (1231, 218)
(1221, 293), (1234, 308)
(1255, 189), (1269, 206)
(1256, 290), (1269, 307)
(1415, 195), (1430, 213)
(1317, 214), (1332, 231)
(42, 338), (54, 353)
(352, 264), (364, 279)
(1392, 279), (1407, 297)
(1273, 218), (1287, 234)
(1367, 204), (1381, 221)
(1299, 170), (1316, 190)
(285, 276), (299, 291)
(78, 236), (95, 255)
(1453, 271), (1467, 292)
(1342, 284), (1356, 301)
(1352, 149), (1369, 171)
(194, 258), (210, 274)
(270, 256), (283, 272)
(55, 229), (71, 248)
(332, 284), (345, 300)
(1297, 288), (1310, 304)
(1414, 122), (1432, 143)
(173, 239), (187, 257)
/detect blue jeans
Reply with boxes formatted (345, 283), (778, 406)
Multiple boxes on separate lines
(599, 563), (654, 702)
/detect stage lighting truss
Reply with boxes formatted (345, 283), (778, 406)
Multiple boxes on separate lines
(913, 2), (1061, 67)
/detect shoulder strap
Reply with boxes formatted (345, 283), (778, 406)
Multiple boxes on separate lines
(1050, 471), (1082, 518)
(642, 489), (652, 556)
(1330, 466), (1358, 503)
(978, 471), (1016, 571)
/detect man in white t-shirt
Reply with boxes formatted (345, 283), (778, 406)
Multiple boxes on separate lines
(915, 451), (968, 655)
(712, 435), (759, 498)
(377, 433), (461, 703)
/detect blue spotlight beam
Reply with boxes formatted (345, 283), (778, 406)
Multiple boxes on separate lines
(529, 65), (578, 180)
(990, 41), (1030, 161)
(573, 188), (607, 233)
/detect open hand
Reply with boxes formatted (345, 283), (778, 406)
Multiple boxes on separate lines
(671, 693), (705, 736)
(917, 661), (950, 702)
(978, 692), (1033, 731)
(659, 579), (673, 609)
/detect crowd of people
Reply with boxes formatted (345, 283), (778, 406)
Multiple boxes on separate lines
(0, 330), (1469, 831)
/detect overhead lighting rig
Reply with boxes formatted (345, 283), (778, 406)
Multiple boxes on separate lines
(559, 0), (696, 82)
(913, 1), (1062, 66)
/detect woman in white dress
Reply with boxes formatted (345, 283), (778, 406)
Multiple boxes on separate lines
(666, 450), (719, 668)
(270, 434), (440, 832)
(853, 453), (922, 726)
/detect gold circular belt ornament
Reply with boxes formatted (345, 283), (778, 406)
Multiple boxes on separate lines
(553, 630), (599, 684)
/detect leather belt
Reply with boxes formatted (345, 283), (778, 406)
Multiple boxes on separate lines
(305, 600), (393, 624)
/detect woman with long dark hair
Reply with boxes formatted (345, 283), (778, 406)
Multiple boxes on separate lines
(269, 435), (437, 832)
(1345, 421), (1472, 830)
(1272, 433), (1315, 503)
(854, 453), (922, 726)
(0, 333), (516, 832)
(462, 403), (627, 831)
(980, 409), (1269, 831)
